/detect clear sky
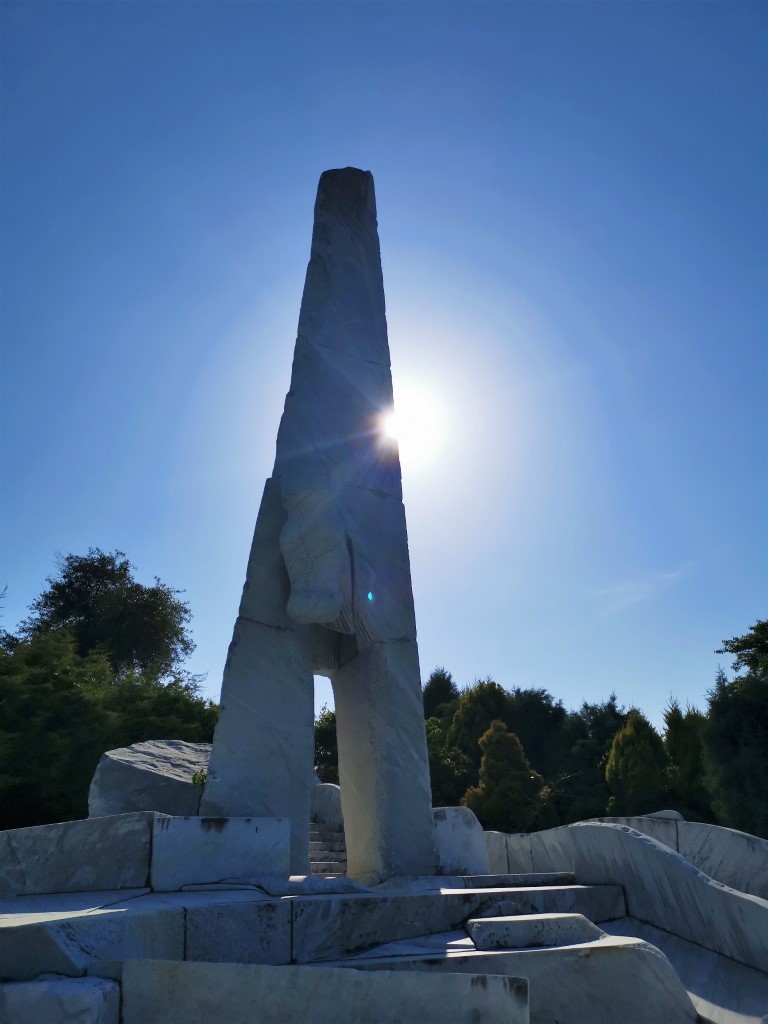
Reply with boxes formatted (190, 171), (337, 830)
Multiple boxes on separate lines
(2, 1), (766, 731)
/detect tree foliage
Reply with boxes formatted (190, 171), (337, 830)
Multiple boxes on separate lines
(462, 720), (545, 832)
(445, 679), (515, 770)
(314, 705), (339, 784)
(664, 699), (712, 821)
(0, 631), (217, 829)
(422, 667), (459, 721)
(605, 710), (669, 815)
(425, 717), (474, 807)
(701, 665), (768, 837)
(18, 549), (194, 677)
(716, 619), (768, 676)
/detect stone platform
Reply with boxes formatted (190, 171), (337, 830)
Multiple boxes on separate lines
(2, 812), (768, 1023)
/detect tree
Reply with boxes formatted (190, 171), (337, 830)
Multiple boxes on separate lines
(663, 699), (712, 821)
(716, 619), (768, 676)
(701, 666), (768, 838)
(423, 667), (459, 721)
(445, 679), (514, 770)
(556, 694), (628, 822)
(425, 717), (474, 807)
(19, 549), (194, 677)
(0, 630), (217, 829)
(314, 705), (338, 783)
(462, 720), (545, 832)
(605, 710), (668, 815)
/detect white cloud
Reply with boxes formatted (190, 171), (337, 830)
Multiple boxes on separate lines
(593, 568), (686, 615)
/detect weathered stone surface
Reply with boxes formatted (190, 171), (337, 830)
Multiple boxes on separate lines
(333, 639), (435, 883)
(311, 783), (343, 829)
(0, 813), (154, 898)
(290, 885), (624, 962)
(121, 959), (529, 1024)
(677, 821), (768, 900)
(433, 807), (490, 875)
(504, 833), (535, 872)
(339, 934), (698, 1024)
(200, 614), (314, 874)
(592, 814), (678, 850)
(0, 900), (184, 981)
(150, 816), (290, 890)
(467, 911), (604, 950)
(485, 831), (509, 873)
(605, 916), (768, 1024)
(0, 976), (119, 1024)
(569, 822), (768, 972)
(201, 170), (435, 883)
(530, 825), (574, 872)
(88, 740), (210, 818)
(185, 898), (291, 965)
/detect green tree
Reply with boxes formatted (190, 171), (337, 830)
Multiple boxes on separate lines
(663, 699), (712, 821)
(425, 717), (474, 807)
(0, 630), (217, 829)
(18, 549), (194, 677)
(422, 667), (459, 721)
(314, 705), (338, 783)
(605, 710), (669, 815)
(701, 666), (768, 838)
(556, 694), (628, 822)
(445, 679), (513, 771)
(716, 619), (768, 676)
(462, 720), (545, 832)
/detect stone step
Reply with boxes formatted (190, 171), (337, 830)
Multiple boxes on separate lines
(309, 840), (347, 853)
(466, 912), (604, 950)
(311, 861), (348, 874)
(310, 852), (347, 864)
(309, 831), (346, 844)
(320, 932), (697, 1023)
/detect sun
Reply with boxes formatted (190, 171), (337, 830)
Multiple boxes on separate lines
(379, 380), (447, 468)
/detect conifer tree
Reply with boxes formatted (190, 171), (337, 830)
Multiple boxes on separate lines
(462, 720), (544, 832)
(605, 710), (668, 815)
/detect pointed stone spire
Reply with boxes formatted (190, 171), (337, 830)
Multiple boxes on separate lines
(201, 169), (435, 883)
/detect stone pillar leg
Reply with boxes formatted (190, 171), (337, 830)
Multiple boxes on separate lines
(332, 639), (436, 883)
(200, 480), (314, 875)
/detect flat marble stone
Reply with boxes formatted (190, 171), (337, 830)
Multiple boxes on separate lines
(467, 911), (604, 949)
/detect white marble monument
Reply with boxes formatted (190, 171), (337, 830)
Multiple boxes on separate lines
(199, 168), (436, 883)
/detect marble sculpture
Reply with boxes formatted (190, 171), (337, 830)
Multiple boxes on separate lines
(200, 168), (436, 883)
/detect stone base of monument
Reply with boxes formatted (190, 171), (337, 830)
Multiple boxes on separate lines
(2, 813), (768, 1023)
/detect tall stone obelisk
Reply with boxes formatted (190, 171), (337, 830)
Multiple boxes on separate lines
(200, 168), (436, 883)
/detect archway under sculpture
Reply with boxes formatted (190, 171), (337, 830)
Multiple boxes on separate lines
(200, 168), (437, 883)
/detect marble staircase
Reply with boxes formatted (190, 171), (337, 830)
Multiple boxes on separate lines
(309, 822), (347, 877)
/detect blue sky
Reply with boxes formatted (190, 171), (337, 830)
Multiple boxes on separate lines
(2, 1), (766, 731)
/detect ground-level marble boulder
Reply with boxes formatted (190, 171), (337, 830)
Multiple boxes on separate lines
(88, 740), (211, 817)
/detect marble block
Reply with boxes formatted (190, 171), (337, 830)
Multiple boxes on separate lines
(185, 898), (292, 965)
(677, 821), (768, 900)
(467, 912), (604, 950)
(150, 816), (290, 890)
(340, 935), (698, 1024)
(433, 807), (490, 875)
(311, 783), (344, 829)
(121, 958), (529, 1024)
(0, 976), (119, 1024)
(0, 901), (184, 981)
(568, 822), (768, 972)
(0, 813), (155, 898)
